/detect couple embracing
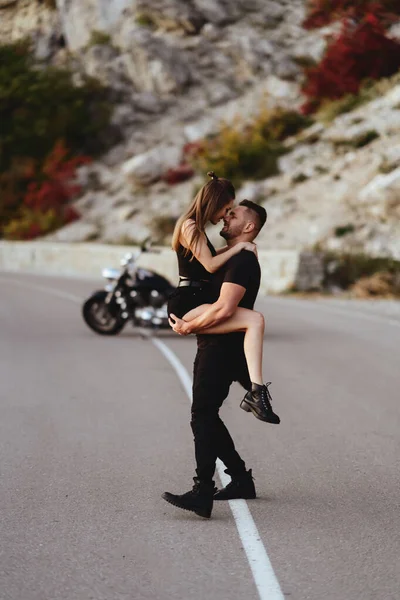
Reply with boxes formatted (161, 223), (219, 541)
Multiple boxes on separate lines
(162, 171), (280, 519)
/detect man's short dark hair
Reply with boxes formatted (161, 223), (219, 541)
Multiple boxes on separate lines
(239, 199), (267, 231)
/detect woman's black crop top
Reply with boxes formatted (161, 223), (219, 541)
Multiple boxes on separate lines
(177, 234), (216, 281)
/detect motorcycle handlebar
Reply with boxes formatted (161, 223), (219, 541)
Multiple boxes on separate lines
(140, 239), (161, 255)
(120, 245), (161, 267)
(140, 236), (152, 253)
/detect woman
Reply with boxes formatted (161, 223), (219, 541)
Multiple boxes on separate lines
(168, 171), (278, 422)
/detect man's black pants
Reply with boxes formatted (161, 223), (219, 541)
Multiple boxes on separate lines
(191, 336), (251, 483)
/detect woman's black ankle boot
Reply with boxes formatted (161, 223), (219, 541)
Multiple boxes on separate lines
(240, 382), (280, 424)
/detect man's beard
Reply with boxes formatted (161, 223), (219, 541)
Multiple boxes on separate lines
(220, 224), (240, 240)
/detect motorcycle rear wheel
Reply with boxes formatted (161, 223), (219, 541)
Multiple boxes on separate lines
(82, 291), (126, 335)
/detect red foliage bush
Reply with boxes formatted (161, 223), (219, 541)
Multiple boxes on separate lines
(301, 15), (400, 113)
(162, 163), (195, 185)
(182, 141), (205, 160)
(303, 1), (399, 29)
(2, 141), (91, 240)
(63, 205), (80, 224)
(4, 204), (81, 241)
(24, 141), (90, 212)
(23, 223), (43, 241)
(18, 223), (45, 241)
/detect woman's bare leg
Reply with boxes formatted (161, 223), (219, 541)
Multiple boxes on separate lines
(181, 304), (212, 321)
(178, 305), (279, 423)
(181, 305), (265, 385)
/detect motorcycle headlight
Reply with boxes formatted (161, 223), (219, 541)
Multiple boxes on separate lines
(102, 267), (120, 281)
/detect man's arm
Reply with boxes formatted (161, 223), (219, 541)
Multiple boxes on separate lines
(170, 282), (245, 335)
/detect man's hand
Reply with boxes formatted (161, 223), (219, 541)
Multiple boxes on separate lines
(242, 241), (258, 257)
(169, 314), (190, 335)
(168, 282), (246, 335)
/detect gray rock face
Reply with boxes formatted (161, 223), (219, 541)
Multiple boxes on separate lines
(256, 84), (400, 260)
(294, 252), (325, 291)
(0, 0), (62, 62)
(121, 29), (193, 95)
(136, 0), (206, 34)
(192, 0), (244, 25)
(121, 145), (182, 186)
(0, 0), (18, 8)
(56, 0), (133, 49)
(0, 0), (309, 141)
(43, 220), (99, 243)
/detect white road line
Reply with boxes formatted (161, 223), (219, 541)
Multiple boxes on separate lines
(152, 336), (284, 600)
(0, 277), (82, 304)
(152, 337), (192, 398)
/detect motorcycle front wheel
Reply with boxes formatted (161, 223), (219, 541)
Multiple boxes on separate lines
(82, 291), (126, 335)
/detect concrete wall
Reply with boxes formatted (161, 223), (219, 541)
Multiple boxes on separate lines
(0, 241), (300, 294)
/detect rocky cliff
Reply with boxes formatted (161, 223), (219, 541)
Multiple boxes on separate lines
(1, 0), (399, 260)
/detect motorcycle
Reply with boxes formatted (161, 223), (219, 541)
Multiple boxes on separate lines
(82, 240), (175, 335)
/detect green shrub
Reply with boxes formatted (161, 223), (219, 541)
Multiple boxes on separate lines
(316, 94), (364, 123)
(0, 41), (113, 239)
(352, 129), (380, 148)
(188, 108), (312, 186)
(331, 128), (380, 149)
(135, 12), (157, 28)
(0, 40), (112, 174)
(379, 159), (398, 174)
(258, 108), (313, 142)
(316, 72), (400, 123)
(334, 223), (355, 237)
(324, 252), (400, 289)
(3, 206), (77, 241)
(350, 271), (400, 298)
(88, 30), (112, 46)
(292, 172), (309, 184)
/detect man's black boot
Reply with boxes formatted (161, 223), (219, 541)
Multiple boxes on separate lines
(162, 478), (215, 518)
(240, 382), (280, 424)
(214, 469), (256, 501)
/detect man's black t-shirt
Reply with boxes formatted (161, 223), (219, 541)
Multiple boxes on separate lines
(197, 249), (261, 349)
(210, 250), (260, 309)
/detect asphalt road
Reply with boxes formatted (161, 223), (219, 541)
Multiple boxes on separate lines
(0, 272), (399, 600)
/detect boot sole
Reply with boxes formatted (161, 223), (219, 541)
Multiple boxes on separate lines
(162, 493), (212, 518)
(240, 399), (280, 424)
(214, 493), (256, 501)
(240, 399), (252, 412)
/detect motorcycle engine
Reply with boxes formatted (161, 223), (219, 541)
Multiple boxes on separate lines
(135, 305), (169, 327)
(148, 289), (165, 308)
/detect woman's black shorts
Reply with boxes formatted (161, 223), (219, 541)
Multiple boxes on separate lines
(167, 284), (212, 319)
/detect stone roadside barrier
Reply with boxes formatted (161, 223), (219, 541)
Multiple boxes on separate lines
(0, 241), (300, 294)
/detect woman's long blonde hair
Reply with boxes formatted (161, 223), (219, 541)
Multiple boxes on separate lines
(172, 172), (235, 256)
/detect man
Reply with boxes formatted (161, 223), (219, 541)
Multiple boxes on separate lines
(162, 200), (279, 519)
